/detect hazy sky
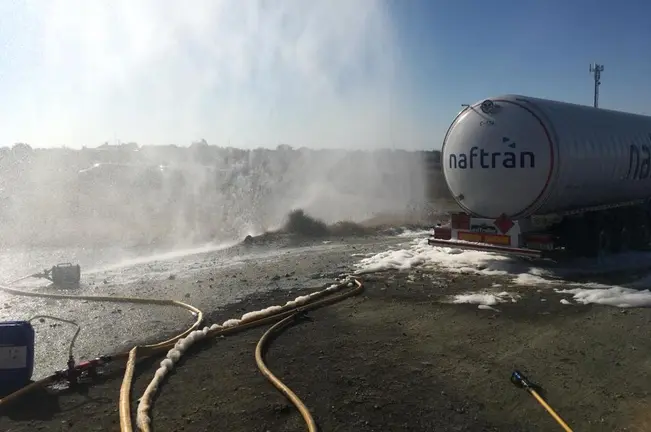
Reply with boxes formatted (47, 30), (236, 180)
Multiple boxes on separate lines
(0, 0), (649, 150)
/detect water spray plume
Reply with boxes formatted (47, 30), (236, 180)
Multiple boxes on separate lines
(0, 1), (452, 256)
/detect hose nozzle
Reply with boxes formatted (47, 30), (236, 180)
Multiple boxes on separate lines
(510, 369), (573, 432)
(511, 370), (531, 389)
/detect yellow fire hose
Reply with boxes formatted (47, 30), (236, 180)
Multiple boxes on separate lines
(0, 279), (204, 430)
(0, 274), (363, 432)
(133, 279), (364, 432)
(256, 312), (318, 432)
(529, 389), (573, 432)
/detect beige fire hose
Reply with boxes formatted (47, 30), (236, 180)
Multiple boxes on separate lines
(256, 312), (318, 432)
(132, 278), (363, 432)
(0, 274), (363, 432)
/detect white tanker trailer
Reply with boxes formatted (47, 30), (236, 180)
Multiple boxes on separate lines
(428, 94), (651, 258)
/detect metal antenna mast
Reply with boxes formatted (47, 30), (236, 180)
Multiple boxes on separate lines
(589, 63), (604, 108)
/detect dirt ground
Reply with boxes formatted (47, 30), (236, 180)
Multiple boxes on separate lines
(2, 268), (651, 432)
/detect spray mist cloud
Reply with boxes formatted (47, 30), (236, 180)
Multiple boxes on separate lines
(0, 1), (445, 252)
(0, 0), (422, 148)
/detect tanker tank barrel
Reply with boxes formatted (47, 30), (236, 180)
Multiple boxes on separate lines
(431, 94), (651, 259)
(441, 94), (651, 219)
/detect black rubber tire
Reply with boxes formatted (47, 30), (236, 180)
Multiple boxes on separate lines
(583, 212), (612, 258)
(631, 211), (651, 250)
(611, 222), (631, 253)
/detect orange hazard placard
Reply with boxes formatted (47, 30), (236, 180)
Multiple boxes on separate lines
(458, 232), (483, 243)
(458, 231), (510, 246)
(483, 234), (511, 245)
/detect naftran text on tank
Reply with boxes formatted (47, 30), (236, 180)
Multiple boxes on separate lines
(430, 94), (651, 259)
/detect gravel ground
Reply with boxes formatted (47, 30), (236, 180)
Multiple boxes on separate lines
(2, 252), (651, 431)
(0, 234), (412, 380)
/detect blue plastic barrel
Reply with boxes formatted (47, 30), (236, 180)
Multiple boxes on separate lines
(0, 321), (35, 395)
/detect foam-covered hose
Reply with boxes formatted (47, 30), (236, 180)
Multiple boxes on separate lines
(134, 278), (364, 432)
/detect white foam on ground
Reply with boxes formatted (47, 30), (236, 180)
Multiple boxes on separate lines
(557, 286), (651, 308)
(453, 293), (504, 306)
(356, 239), (651, 284)
(355, 238), (651, 309)
(353, 238), (551, 283)
(512, 271), (551, 286)
(450, 291), (519, 311)
(552, 268), (651, 308)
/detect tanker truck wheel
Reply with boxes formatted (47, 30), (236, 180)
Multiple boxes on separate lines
(562, 219), (590, 257)
(582, 214), (613, 258)
(632, 222), (651, 250)
(628, 208), (651, 250)
(611, 224), (631, 253)
(594, 228), (612, 258)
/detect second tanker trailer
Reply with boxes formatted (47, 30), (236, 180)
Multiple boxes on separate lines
(428, 94), (651, 258)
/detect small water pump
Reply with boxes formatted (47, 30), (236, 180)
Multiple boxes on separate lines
(39, 263), (82, 287)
